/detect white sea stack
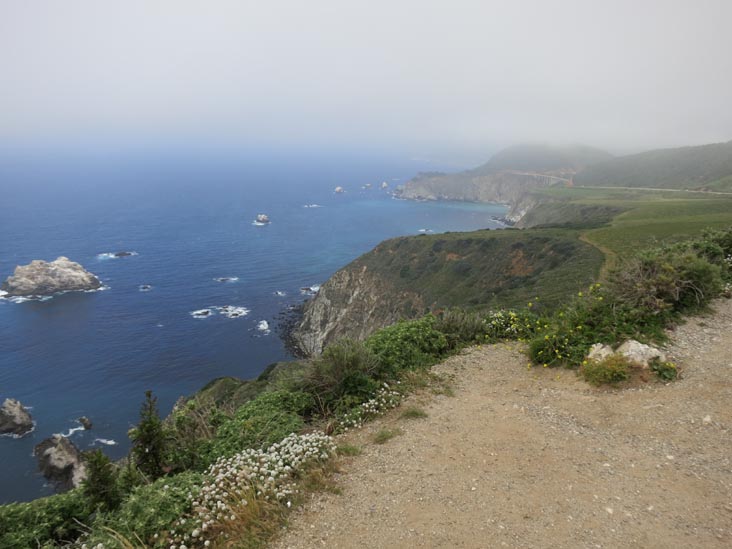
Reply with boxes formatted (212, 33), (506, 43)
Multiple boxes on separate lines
(1, 256), (102, 297)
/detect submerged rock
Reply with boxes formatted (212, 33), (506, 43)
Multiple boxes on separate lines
(34, 434), (87, 489)
(1, 257), (102, 297)
(0, 398), (34, 436)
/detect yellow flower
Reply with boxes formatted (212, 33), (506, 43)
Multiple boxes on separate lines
(578, 291), (583, 297)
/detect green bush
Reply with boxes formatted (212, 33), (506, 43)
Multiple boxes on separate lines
(434, 309), (487, 349)
(129, 390), (167, 480)
(366, 315), (448, 377)
(82, 471), (202, 548)
(650, 358), (679, 381)
(206, 390), (310, 461)
(82, 449), (122, 511)
(581, 355), (632, 386)
(484, 309), (542, 342)
(608, 249), (722, 317)
(0, 490), (92, 548)
(303, 339), (381, 414)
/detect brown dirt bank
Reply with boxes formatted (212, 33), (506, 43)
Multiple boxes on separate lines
(272, 299), (732, 548)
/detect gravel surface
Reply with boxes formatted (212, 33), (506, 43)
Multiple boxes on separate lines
(272, 299), (732, 548)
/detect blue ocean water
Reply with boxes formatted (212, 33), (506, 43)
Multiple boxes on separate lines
(0, 149), (506, 503)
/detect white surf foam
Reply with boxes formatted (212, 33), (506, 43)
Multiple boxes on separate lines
(0, 422), (36, 439)
(190, 308), (214, 319)
(0, 290), (8, 299)
(61, 426), (85, 438)
(97, 251), (138, 260)
(274, 290), (287, 297)
(252, 221), (268, 226)
(256, 320), (270, 334)
(213, 277), (239, 283)
(139, 285), (153, 292)
(216, 305), (250, 319)
(303, 203), (322, 208)
(94, 438), (117, 446)
(300, 285), (321, 296)
(418, 228), (434, 234)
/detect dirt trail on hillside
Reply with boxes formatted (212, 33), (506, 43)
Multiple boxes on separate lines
(273, 300), (732, 549)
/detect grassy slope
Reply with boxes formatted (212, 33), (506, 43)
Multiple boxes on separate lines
(520, 185), (732, 263)
(356, 228), (604, 312)
(574, 140), (732, 190)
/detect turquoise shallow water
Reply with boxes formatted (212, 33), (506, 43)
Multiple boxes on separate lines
(0, 149), (506, 503)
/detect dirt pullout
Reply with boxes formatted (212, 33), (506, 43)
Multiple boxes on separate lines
(273, 299), (732, 549)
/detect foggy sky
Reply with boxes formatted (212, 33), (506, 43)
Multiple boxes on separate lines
(1, 0), (731, 160)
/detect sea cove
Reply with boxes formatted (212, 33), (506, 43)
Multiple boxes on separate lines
(0, 150), (507, 503)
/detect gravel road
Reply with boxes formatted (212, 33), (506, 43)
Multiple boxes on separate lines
(272, 299), (732, 548)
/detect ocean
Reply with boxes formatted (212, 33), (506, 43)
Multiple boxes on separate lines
(0, 148), (506, 503)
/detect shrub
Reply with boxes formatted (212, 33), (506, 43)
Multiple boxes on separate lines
(484, 309), (542, 342)
(303, 339), (381, 415)
(82, 449), (122, 511)
(581, 355), (632, 386)
(366, 315), (448, 377)
(206, 390), (311, 461)
(650, 358), (679, 381)
(82, 471), (203, 548)
(0, 490), (92, 548)
(434, 309), (487, 349)
(608, 249), (722, 317)
(129, 390), (167, 480)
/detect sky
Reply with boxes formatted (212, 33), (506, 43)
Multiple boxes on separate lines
(1, 0), (731, 163)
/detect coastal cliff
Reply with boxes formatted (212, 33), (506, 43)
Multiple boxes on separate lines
(293, 229), (604, 355)
(394, 144), (612, 223)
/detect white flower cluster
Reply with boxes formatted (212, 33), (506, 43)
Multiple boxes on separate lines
(166, 432), (335, 549)
(339, 383), (402, 431)
(723, 282), (732, 298)
(485, 310), (520, 336)
(724, 254), (732, 268)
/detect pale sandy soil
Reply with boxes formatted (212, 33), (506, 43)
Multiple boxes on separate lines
(272, 299), (732, 549)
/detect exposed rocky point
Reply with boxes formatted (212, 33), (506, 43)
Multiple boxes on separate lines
(1, 256), (102, 297)
(0, 398), (34, 436)
(586, 339), (667, 369)
(78, 416), (93, 430)
(34, 434), (87, 489)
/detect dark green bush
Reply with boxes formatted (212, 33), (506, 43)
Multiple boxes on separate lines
(0, 490), (92, 548)
(366, 315), (448, 377)
(82, 449), (122, 511)
(206, 390), (310, 461)
(83, 471), (202, 548)
(129, 390), (167, 480)
(581, 355), (631, 386)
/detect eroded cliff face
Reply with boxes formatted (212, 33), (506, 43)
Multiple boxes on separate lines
(292, 263), (424, 355)
(293, 230), (604, 356)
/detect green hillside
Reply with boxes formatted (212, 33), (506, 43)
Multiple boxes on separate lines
(357, 228), (604, 311)
(470, 144), (613, 175)
(574, 140), (732, 190)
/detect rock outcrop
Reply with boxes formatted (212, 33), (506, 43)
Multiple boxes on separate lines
(0, 398), (34, 436)
(586, 339), (668, 369)
(293, 264), (424, 355)
(78, 416), (93, 430)
(1, 257), (102, 297)
(34, 434), (87, 489)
